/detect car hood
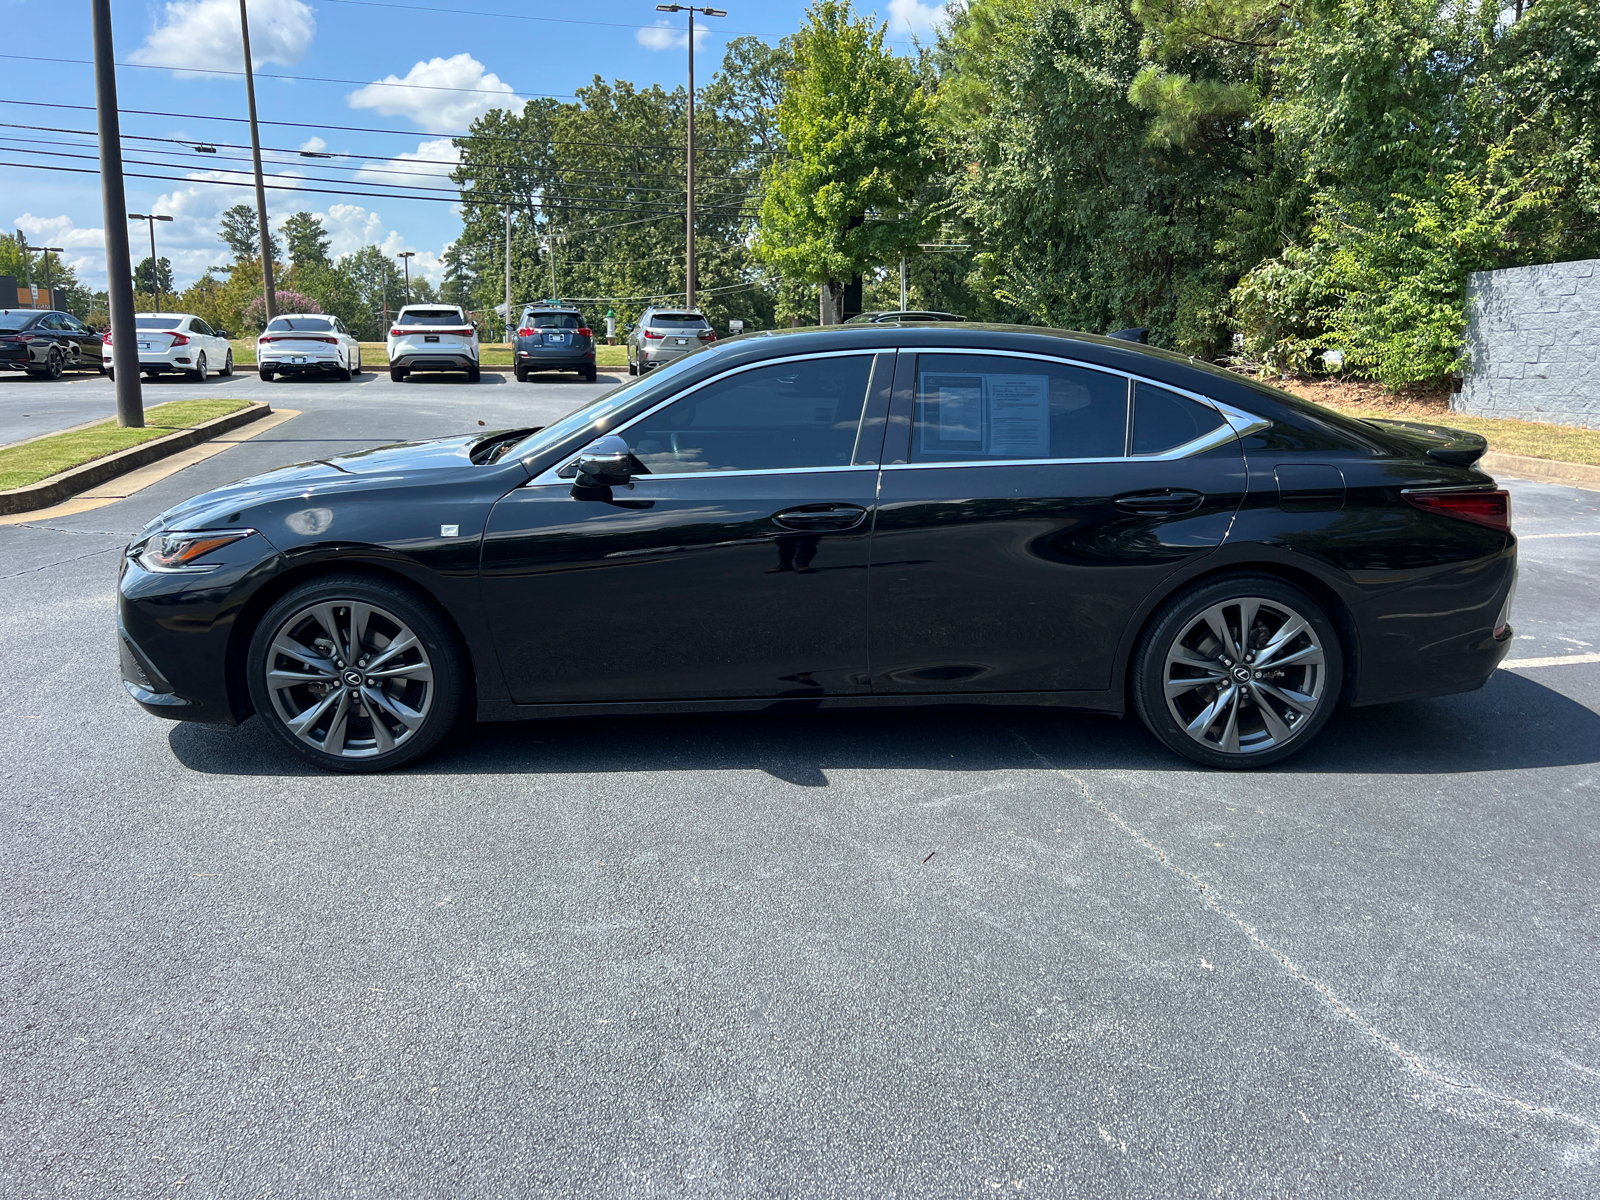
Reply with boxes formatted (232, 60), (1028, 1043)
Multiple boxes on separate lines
(145, 433), (498, 532)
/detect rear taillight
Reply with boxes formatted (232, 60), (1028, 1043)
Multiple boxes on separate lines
(644, 329), (661, 339)
(390, 328), (404, 337)
(102, 332), (112, 345)
(697, 329), (715, 340)
(517, 327), (535, 337)
(170, 333), (190, 346)
(1403, 488), (1511, 533)
(577, 327), (592, 337)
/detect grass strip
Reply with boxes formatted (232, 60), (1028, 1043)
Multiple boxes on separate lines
(0, 399), (250, 491)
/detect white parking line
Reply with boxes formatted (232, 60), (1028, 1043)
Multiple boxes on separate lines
(1518, 531), (1600, 540)
(1500, 653), (1600, 669)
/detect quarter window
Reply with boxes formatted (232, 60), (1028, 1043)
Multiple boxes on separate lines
(911, 354), (1128, 462)
(191, 318), (214, 337)
(623, 355), (874, 475)
(1131, 382), (1225, 454)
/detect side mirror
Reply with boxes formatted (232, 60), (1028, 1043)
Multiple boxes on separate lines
(215, 329), (229, 339)
(573, 434), (634, 488)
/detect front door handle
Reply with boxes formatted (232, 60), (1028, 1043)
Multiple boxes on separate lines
(772, 503), (868, 532)
(1114, 488), (1204, 515)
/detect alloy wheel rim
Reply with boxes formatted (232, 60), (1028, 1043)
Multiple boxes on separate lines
(1162, 596), (1326, 756)
(264, 600), (434, 758)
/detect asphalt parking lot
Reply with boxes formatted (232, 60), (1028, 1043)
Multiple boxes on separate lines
(1, 378), (1596, 1197)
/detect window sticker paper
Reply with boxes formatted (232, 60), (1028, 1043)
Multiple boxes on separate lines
(985, 374), (1050, 457)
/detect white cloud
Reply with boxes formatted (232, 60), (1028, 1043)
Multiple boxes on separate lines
(298, 136), (327, 154)
(352, 138), (459, 187)
(636, 19), (710, 52)
(346, 55), (515, 133)
(129, 0), (314, 73)
(887, 0), (947, 35)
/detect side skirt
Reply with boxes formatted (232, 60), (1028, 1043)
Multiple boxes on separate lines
(475, 689), (1124, 723)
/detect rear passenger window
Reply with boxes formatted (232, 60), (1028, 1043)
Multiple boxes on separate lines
(624, 355), (873, 474)
(911, 355), (1128, 462)
(1132, 382), (1225, 454)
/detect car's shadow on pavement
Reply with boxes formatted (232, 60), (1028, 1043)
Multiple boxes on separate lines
(166, 669), (1598, 779)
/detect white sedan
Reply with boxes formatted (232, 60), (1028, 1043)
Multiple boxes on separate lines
(257, 314), (362, 382)
(111, 312), (235, 381)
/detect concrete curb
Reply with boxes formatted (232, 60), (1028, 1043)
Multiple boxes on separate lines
(1482, 451), (1600, 491)
(0, 402), (272, 516)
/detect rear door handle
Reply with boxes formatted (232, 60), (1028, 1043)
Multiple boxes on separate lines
(772, 503), (868, 532)
(1114, 488), (1204, 515)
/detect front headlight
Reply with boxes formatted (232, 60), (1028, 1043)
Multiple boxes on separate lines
(133, 528), (256, 573)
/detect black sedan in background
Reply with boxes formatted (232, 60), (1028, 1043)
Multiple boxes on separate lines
(118, 324), (1516, 772)
(0, 309), (105, 378)
(513, 305), (597, 382)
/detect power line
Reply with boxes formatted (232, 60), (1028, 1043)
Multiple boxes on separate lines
(319, 0), (776, 38)
(0, 98), (780, 155)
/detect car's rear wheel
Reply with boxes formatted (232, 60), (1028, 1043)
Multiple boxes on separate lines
(259, 367), (275, 382)
(466, 364), (481, 382)
(582, 366), (597, 382)
(337, 353), (353, 382)
(1131, 575), (1341, 769)
(515, 364), (528, 382)
(247, 575), (465, 772)
(628, 355), (638, 376)
(220, 350), (234, 377)
(30, 349), (63, 380)
(191, 352), (208, 382)
(390, 365), (407, 382)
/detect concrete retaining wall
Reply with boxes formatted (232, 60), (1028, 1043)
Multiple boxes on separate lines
(1456, 258), (1600, 429)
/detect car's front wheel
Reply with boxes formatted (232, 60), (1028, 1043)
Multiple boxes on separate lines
(1131, 576), (1342, 769)
(247, 575), (466, 772)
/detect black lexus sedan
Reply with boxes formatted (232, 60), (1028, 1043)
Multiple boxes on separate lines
(118, 323), (1516, 773)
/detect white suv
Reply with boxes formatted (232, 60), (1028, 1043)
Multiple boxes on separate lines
(257, 314), (362, 382)
(113, 312), (234, 382)
(387, 305), (480, 382)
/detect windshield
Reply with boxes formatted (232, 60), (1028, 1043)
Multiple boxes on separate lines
(136, 316), (183, 330)
(648, 313), (708, 329)
(507, 349), (713, 463)
(266, 317), (332, 332)
(526, 312), (581, 329)
(398, 309), (464, 325)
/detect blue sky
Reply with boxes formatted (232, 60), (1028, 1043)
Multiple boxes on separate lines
(2, 0), (946, 292)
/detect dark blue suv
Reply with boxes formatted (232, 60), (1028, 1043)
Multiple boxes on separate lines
(513, 305), (596, 382)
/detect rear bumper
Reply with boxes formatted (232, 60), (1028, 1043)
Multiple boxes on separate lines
(392, 352), (476, 371)
(517, 350), (594, 370)
(259, 355), (340, 373)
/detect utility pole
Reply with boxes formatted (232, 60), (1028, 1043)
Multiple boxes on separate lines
(397, 250), (415, 306)
(239, 0), (276, 321)
(545, 230), (557, 305)
(656, 4), (725, 310)
(900, 251), (907, 312)
(92, 0), (143, 427)
(503, 207), (513, 341)
(127, 213), (172, 310)
(37, 247), (65, 309)
(16, 229), (34, 306)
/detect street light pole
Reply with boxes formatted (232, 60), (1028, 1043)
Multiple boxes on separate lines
(397, 251), (415, 306)
(127, 213), (172, 311)
(239, 0), (277, 322)
(91, 0), (143, 427)
(656, 4), (725, 310)
(38, 247), (65, 308)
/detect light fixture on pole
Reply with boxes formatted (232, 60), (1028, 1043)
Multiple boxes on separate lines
(127, 213), (173, 311)
(239, 0), (277, 322)
(397, 251), (415, 306)
(655, 3), (726, 311)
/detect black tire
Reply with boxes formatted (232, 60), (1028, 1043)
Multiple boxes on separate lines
(466, 364), (481, 383)
(515, 364), (529, 382)
(627, 356), (638, 376)
(191, 352), (208, 382)
(582, 366), (597, 382)
(337, 354), (353, 382)
(350, 354), (361, 376)
(221, 350), (234, 377)
(246, 574), (466, 773)
(32, 350), (63, 380)
(390, 365), (407, 382)
(1131, 574), (1342, 770)
(259, 367), (275, 382)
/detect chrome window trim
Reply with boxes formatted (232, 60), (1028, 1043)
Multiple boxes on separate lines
(898, 347), (1270, 465)
(529, 348), (885, 486)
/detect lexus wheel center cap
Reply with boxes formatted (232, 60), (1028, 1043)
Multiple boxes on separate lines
(1231, 666), (1251, 682)
(343, 670), (362, 687)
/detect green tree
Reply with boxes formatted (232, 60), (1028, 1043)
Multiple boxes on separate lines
(134, 256), (175, 295)
(282, 211), (331, 268)
(219, 203), (280, 267)
(754, 1), (936, 322)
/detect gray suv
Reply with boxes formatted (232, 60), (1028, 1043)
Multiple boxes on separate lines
(626, 308), (715, 374)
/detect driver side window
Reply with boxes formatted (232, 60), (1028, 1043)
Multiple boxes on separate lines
(623, 355), (875, 475)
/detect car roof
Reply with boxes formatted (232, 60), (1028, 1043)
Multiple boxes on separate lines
(135, 311), (196, 319)
(268, 313), (331, 320)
